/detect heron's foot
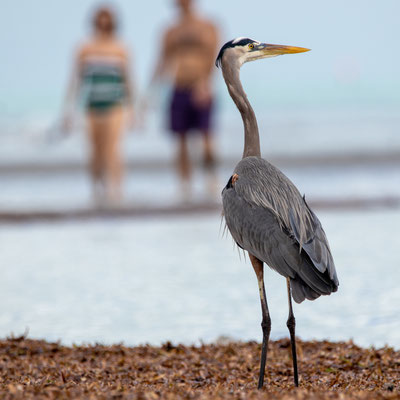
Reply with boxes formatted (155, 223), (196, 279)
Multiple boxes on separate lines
(258, 318), (271, 389)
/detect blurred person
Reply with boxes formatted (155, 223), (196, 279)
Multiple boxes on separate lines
(150, 0), (219, 197)
(62, 6), (135, 204)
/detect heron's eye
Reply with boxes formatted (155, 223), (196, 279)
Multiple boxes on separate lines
(248, 43), (254, 50)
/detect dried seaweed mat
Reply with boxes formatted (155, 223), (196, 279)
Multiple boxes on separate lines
(0, 337), (399, 399)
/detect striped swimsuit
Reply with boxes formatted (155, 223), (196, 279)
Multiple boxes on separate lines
(81, 56), (126, 112)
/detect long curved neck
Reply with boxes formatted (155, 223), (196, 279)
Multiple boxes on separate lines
(222, 61), (261, 158)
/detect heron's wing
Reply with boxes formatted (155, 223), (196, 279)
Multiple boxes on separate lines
(232, 158), (338, 286)
(223, 185), (338, 303)
(223, 187), (297, 279)
(289, 199), (338, 285)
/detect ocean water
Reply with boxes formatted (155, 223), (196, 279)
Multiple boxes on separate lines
(0, 107), (399, 166)
(0, 209), (399, 348)
(0, 106), (399, 348)
(1, 162), (400, 211)
(0, 107), (399, 210)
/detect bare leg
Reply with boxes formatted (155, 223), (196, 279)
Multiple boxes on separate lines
(201, 132), (218, 197)
(249, 254), (271, 389)
(176, 133), (191, 200)
(286, 278), (299, 387)
(103, 106), (124, 202)
(202, 132), (216, 169)
(87, 112), (107, 201)
(177, 133), (191, 181)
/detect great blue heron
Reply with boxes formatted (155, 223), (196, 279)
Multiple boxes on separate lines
(216, 38), (339, 389)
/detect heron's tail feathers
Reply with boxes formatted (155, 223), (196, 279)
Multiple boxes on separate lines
(291, 279), (320, 303)
(290, 257), (338, 304)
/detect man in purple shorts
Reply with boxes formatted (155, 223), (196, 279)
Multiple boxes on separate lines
(152, 0), (219, 192)
(170, 88), (213, 137)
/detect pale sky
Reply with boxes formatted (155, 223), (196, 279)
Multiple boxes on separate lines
(1, 0), (399, 115)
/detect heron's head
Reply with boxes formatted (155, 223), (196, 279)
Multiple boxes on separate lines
(215, 37), (310, 68)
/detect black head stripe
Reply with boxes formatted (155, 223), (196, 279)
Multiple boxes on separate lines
(232, 38), (256, 47)
(215, 38), (256, 67)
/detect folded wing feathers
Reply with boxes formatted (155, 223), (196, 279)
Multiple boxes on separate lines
(223, 157), (339, 302)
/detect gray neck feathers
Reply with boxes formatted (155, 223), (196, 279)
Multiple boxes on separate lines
(222, 58), (261, 158)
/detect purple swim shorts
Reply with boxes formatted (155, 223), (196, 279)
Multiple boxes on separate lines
(169, 88), (214, 134)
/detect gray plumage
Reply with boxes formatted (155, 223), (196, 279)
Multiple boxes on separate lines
(218, 38), (339, 304)
(222, 156), (338, 303)
(217, 37), (338, 388)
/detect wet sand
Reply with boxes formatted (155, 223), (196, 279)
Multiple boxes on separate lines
(1, 337), (398, 399)
(0, 196), (399, 223)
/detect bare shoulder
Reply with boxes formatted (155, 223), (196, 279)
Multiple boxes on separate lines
(161, 25), (181, 51)
(164, 24), (179, 41)
(202, 18), (218, 30)
(197, 17), (218, 33)
(77, 41), (93, 60)
(78, 39), (129, 61)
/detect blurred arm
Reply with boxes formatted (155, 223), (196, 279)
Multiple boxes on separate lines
(121, 48), (136, 107)
(138, 29), (173, 120)
(192, 22), (219, 105)
(60, 48), (84, 133)
(151, 29), (173, 85)
(121, 48), (137, 129)
(203, 22), (219, 79)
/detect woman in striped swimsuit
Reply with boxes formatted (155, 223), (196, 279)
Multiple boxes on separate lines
(62, 7), (135, 203)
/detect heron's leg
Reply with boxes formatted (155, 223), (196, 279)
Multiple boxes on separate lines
(286, 277), (299, 387)
(249, 254), (271, 389)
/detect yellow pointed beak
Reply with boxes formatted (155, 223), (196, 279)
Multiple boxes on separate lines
(257, 43), (310, 56)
